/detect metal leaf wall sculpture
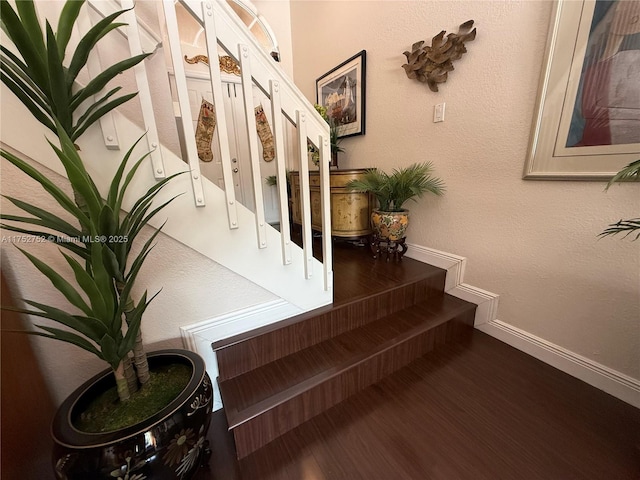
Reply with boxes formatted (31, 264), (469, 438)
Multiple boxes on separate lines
(402, 20), (477, 92)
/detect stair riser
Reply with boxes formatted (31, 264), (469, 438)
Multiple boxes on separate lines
(216, 274), (446, 381)
(231, 313), (474, 458)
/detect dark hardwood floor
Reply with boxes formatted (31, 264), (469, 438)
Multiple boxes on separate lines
(199, 330), (640, 480)
(196, 241), (640, 480)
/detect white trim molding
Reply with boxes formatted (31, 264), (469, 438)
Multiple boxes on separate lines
(406, 242), (639, 409)
(181, 299), (302, 410)
(477, 320), (640, 409)
(405, 243), (499, 326)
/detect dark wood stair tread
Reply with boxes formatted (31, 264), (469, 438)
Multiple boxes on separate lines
(211, 260), (445, 353)
(219, 293), (474, 429)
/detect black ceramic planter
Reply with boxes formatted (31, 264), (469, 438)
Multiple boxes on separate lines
(52, 349), (213, 480)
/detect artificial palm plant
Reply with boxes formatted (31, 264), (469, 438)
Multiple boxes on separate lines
(347, 162), (445, 212)
(0, 0), (179, 404)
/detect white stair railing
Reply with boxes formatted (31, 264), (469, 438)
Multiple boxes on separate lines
(238, 43), (268, 248)
(85, 0), (333, 293)
(171, 0), (333, 288)
(269, 80), (293, 266)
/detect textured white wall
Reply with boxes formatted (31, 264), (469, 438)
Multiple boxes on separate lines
(290, 1), (640, 379)
(253, 0), (295, 77)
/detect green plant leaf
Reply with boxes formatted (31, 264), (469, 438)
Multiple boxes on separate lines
(66, 6), (128, 83)
(107, 135), (147, 209)
(120, 172), (186, 230)
(72, 86), (122, 134)
(87, 240), (113, 291)
(61, 251), (110, 321)
(45, 22), (72, 131)
(99, 204), (117, 238)
(30, 325), (102, 359)
(17, 247), (93, 317)
(69, 53), (149, 110)
(15, 0), (46, 58)
(1, 149), (88, 224)
(605, 159), (640, 191)
(23, 300), (108, 341)
(3, 195), (83, 237)
(71, 92), (138, 141)
(0, 223), (88, 259)
(599, 218), (640, 241)
(0, 70), (55, 132)
(102, 245), (124, 284)
(1, 48), (51, 111)
(47, 130), (103, 221)
(55, 0), (85, 60)
(117, 291), (155, 357)
(126, 196), (181, 251)
(347, 163), (444, 211)
(0, 0), (48, 88)
(99, 333), (125, 369)
(119, 224), (164, 303)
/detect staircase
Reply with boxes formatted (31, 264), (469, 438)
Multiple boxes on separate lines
(213, 246), (477, 458)
(1, 0), (334, 314)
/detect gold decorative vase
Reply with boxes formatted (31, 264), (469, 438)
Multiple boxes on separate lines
(371, 210), (409, 241)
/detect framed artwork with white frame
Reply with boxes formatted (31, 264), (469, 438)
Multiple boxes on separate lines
(524, 0), (640, 180)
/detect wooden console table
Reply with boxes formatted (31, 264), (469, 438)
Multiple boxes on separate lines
(290, 169), (373, 239)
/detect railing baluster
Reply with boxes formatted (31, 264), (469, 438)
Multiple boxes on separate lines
(296, 111), (313, 279)
(318, 135), (333, 291)
(201, 0), (238, 229)
(269, 80), (292, 265)
(122, 0), (165, 179)
(163, 0), (206, 207)
(238, 44), (268, 249)
(75, 10), (120, 150)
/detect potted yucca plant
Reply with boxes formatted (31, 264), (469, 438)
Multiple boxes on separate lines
(1, 1), (212, 478)
(347, 162), (445, 257)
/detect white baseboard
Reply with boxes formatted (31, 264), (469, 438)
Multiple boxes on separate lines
(406, 242), (639, 409)
(405, 244), (499, 326)
(180, 299), (302, 410)
(477, 320), (640, 408)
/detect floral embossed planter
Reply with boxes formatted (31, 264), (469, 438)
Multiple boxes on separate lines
(371, 210), (409, 242)
(52, 349), (212, 480)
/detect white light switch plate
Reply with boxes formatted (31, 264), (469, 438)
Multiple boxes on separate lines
(434, 103), (445, 123)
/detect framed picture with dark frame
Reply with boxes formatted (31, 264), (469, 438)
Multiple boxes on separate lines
(524, 0), (640, 180)
(316, 50), (366, 139)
